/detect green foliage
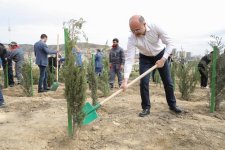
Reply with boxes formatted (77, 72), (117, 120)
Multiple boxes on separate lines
(87, 55), (98, 105)
(3, 63), (8, 88)
(170, 62), (177, 90)
(32, 68), (39, 85)
(21, 60), (33, 97)
(63, 18), (87, 130)
(154, 70), (161, 87)
(98, 58), (110, 97)
(209, 53), (225, 110)
(47, 67), (55, 87)
(208, 35), (225, 54)
(133, 63), (139, 72)
(130, 71), (139, 79)
(0, 70), (3, 87)
(176, 62), (199, 100)
(58, 69), (65, 83)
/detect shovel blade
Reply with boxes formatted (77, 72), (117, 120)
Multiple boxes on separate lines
(82, 109), (99, 125)
(50, 82), (59, 91)
(82, 102), (100, 125)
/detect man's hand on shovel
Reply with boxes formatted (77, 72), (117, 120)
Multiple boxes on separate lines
(156, 57), (166, 68)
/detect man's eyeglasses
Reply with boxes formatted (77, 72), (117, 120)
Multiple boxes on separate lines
(130, 28), (142, 33)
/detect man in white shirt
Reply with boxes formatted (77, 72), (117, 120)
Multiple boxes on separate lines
(121, 15), (182, 117)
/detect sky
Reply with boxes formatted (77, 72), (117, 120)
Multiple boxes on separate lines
(0, 0), (225, 56)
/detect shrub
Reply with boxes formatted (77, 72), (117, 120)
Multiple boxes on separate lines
(32, 67), (39, 85)
(63, 18), (87, 135)
(87, 55), (98, 105)
(176, 62), (199, 100)
(98, 58), (110, 97)
(21, 60), (33, 96)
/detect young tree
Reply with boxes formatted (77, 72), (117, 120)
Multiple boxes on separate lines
(208, 35), (225, 54)
(63, 18), (87, 136)
(208, 35), (225, 110)
(21, 57), (33, 97)
(98, 57), (110, 97)
(87, 54), (98, 105)
(214, 53), (225, 110)
(209, 48), (225, 110)
(177, 62), (199, 100)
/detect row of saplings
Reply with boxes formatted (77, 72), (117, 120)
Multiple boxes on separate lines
(20, 18), (225, 137)
(20, 51), (225, 136)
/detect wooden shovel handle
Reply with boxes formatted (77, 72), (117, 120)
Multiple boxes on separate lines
(100, 64), (158, 105)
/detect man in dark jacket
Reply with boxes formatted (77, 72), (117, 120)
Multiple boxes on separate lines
(109, 38), (125, 89)
(34, 34), (58, 93)
(0, 43), (14, 87)
(8, 42), (24, 84)
(198, 52), (213, 88)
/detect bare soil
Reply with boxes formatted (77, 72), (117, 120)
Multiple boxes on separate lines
(0, 82), (225, 150)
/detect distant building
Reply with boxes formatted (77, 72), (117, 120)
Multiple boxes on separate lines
(177, 51), (186, 59)
(186, 52), (192, 60)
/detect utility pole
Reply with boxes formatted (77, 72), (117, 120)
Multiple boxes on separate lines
(8, 18), (11, 42)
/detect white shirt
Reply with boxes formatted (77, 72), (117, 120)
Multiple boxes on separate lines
(124, 23), (175, 79)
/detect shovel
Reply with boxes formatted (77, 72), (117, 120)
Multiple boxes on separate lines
(51, 34), (59, 91)
(82, 64), (158, 125)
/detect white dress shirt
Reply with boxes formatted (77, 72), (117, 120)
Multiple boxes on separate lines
(124, 23), (175, 79)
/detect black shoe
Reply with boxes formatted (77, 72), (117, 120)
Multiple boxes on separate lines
(169, 106), (182, 113)
(38, 89), (45, 93)
(0, 102), (6, 108)
(9, 84), (14, 87)
(44, 87), (50, 91)
(110, 84), (114, 90)
(139, 109), (150, 117)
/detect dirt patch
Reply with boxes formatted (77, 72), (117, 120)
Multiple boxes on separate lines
(0, 83), (225, 150)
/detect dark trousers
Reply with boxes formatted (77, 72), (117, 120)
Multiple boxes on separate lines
(152, 69), (156, 82)
(3, 59), (14, 85)
(0, 89), (4, 104)
(38, 65), (48, 91)
(139, 50), (176, 110)
(109, 64), (123, 86)
(198, 67), (208, 87)
(95, 67), (103, 76)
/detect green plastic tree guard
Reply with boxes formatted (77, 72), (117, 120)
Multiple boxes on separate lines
(30, 56), (34, 96)
(4, 63), (9, 88)
(210, 46), (218, 113)
(64, 28), (73, 137)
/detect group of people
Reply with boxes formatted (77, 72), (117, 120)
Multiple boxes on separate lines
(1, 15), (183, 116)
(0, 42), (25, 107)
(0, 42), (24, 86)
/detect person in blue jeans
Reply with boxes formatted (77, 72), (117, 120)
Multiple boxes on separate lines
(34, 34), (58, 93)
(0, 89), (5, 107)
(72, 45), (82, 66)
(95, 49), (103, 76)
(122, 15), (182, 117)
